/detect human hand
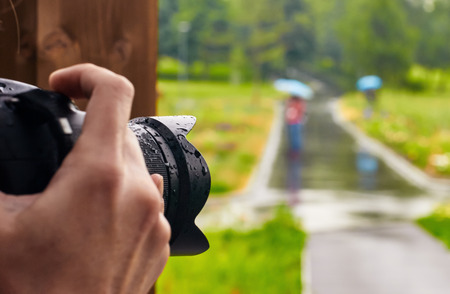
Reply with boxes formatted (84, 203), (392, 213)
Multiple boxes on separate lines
(0, 64), (170, 293)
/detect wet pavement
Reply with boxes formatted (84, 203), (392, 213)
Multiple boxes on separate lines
(269, 93), (424, 196)
(306, 223), (450, 294)
(197, 80), (450, 294)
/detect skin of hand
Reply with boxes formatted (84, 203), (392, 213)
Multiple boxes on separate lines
(0, 64), (171, 293)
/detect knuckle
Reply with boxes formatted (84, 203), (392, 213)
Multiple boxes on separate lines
(137, 189), (161, 215)
(82, 63), (98, 71)
(81, 63), (135, 99)
(147, 214), (171, 247)
(89, 161), (125, 191)
(159, 216), (171, 243)
(134, 187), (169, 230)
(109, 74), (135, 99)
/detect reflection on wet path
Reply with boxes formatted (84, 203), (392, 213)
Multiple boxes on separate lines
(269, 93), (423, 197)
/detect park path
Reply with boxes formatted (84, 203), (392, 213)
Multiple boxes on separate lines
(197, 79), (450, 294)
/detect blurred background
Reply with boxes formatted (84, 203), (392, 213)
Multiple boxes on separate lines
(156, 0), (450, 293)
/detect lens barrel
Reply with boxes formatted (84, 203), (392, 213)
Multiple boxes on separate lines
(129, 116), (210, 255)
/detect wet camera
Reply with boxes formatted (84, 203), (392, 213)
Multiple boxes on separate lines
(0, 78), (210, 256)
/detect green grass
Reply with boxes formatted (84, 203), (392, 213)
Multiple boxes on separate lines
(157, 80), (281, 195)
(417, 204), (450, 249)
(157, 207), (306, 294)
(340, 89), (450, 177)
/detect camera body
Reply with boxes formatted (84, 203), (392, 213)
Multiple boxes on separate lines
(0, 78), (210, 256)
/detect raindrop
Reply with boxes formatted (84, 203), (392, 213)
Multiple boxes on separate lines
(201, 164), (208, 176)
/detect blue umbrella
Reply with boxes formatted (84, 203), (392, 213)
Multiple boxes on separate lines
(356, 75), (382, 91)
(274, 79), (313, 99)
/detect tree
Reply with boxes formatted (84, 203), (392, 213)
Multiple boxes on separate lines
(281, 0), (316, 71)
(167, 0), (233, 78)
(336, 0), (417, 84)
(411, 0), (450, 68)
(159, 0), (179, 58)
(229, 0), (287, 82)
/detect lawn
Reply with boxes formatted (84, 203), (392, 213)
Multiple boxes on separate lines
(339, 89), (450, 177)
(157, 207), (306, 294)
(157, 80), (280, 195)
(418, 204), (450, 249)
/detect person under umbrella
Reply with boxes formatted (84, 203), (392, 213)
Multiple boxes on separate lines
(273, 78), (313, 153)
(356, 75), (382, 118)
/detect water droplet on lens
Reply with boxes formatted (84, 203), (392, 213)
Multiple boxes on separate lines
(201, 165), (208, 176)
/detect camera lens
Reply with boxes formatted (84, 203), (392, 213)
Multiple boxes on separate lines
(129, 116), (210, 256)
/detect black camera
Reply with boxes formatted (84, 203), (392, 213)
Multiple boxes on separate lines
(0, 78), (210, 256)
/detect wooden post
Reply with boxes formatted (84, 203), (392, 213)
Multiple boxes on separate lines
(0, 0), (159, 292)
(0, 0), (37, 84)
(0, 0), (158, 118)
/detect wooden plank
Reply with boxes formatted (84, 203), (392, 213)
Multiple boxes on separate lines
(0, 0), (37, 83)
(37, 0), (159, 117)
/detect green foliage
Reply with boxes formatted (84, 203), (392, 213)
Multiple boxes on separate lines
(405, 65), (450, 93)
(158, 57), (233, 81)
(157, 207), (306, 294)
(208, 63), (232, 81)
(159, 0), (450, 90)
(159, 0), (179, 57)
(230, 0), (289, 81)
(173, 0), (233, 66)
(335, 0), (416, 85)
(409, 0), (450, 69)
(418, 204), (450, 249)
(157, 56), (181, 79)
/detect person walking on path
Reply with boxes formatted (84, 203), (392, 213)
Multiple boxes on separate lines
(284, 95), (307, 202)
(285, 95), (307, 153)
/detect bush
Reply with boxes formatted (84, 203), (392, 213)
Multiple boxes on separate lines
(158, 56), (182, 79)
(404, 65), (450, 93)
(208, 63), (231, 81)
(158, 57), (232, 81)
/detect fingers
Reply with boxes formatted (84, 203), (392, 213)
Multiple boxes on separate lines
(49, 64), (134, 148)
